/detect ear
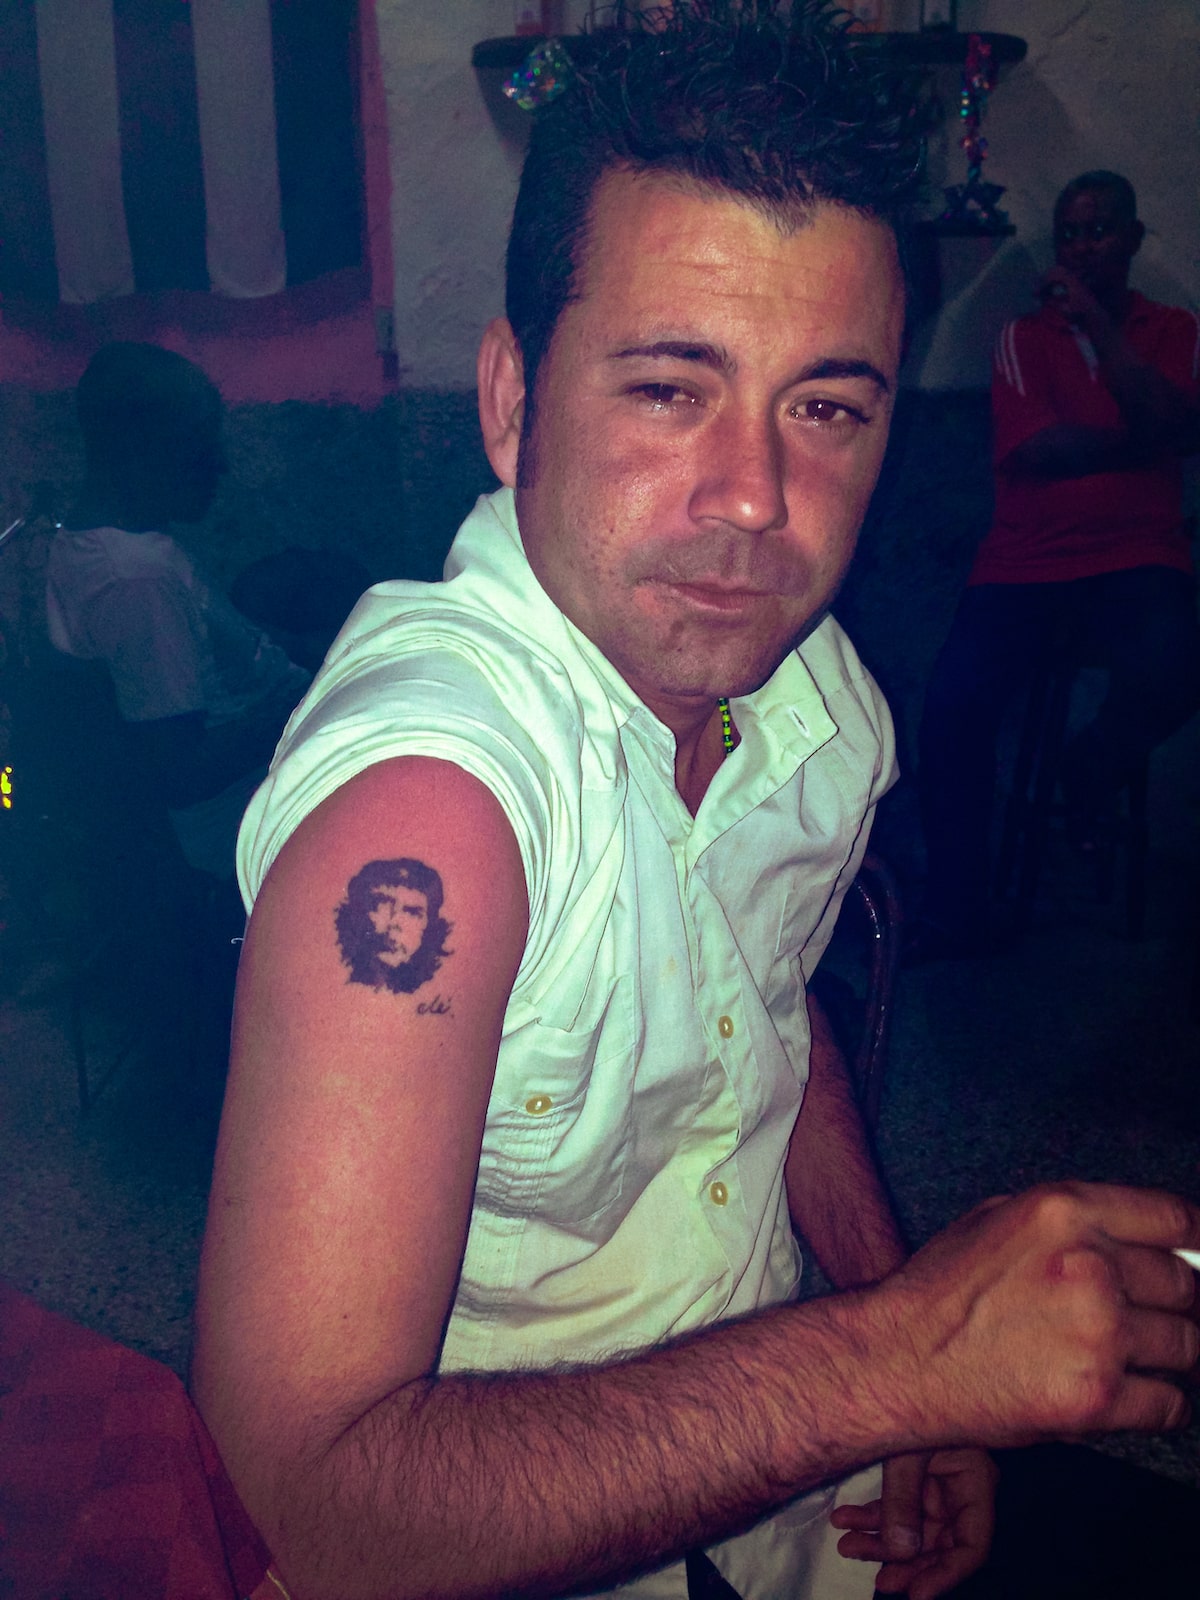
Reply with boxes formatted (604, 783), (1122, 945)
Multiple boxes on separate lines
(477, 318), (526, 488)
(1129, 219), (1145, 258)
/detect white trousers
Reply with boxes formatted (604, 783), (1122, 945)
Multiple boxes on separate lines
(602, 1464), (883, 1600)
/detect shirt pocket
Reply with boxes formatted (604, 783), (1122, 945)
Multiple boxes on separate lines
(478, 983), (636, 1228)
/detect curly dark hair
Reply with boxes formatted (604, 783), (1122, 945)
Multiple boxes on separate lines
(506, 1), (932, 407)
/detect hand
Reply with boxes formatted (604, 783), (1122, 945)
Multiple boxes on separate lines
(881, 1182), (1200, 1448)
(831, 1447), (997, 1599)
(1037, 265), (1112, 342)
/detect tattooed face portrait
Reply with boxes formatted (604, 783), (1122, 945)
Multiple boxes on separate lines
(335, 858), (452, 994)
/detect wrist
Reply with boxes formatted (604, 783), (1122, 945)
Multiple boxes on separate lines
(842, 1270), (995, 1457)
(783, 1284), (936, 1467)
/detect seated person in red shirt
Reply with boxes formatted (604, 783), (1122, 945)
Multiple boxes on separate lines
(46, 343), (312, 883)
(915, 171), (1200, 955)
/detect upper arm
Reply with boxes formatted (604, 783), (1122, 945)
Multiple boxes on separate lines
(1151, 308), (1200, 401)
(191, 755), (528, 1508)
(991, 321), (1061, 475)
(89, 575), (207, 721)
(1148, 310), (1200, 452)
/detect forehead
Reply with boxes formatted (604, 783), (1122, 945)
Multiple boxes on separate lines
(1056, 187), (1130, 226)
(565, 168), (903, 350)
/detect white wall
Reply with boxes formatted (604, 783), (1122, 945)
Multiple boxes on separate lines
(376, 0), (1200, 390)
(375, 0), (591, 389)
(905, 0), (1200, 387)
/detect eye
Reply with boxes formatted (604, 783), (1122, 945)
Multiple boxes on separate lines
(630, 383), (699, 413)
(793, 396), (868, 429)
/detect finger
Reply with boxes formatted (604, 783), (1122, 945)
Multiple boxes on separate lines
(1115, 1243), (1197, 1311)
(1064, 1183), (1200, 1251)
(880, 1452), (929, 1560)
(828, 1498), (882, 1531)
(835, 1532), (939, 1573)
(1100, 1370), (1192, 1433)
(1127, 1306), (1200, 1374)
(835, 1529), (890, 1562)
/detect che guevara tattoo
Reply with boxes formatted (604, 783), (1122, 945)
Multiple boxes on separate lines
(335, 858), (453, 995)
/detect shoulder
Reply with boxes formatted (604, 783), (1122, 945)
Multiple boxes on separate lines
(287, 579), (591, 787)
(788, 618), (896, 802)
(1134, 296), (1200, 374)
(992, 312), (1054, 394)
(795, 616), (893, 746)
(798, 613), (880, 697)
(238, 579), (597, 917)
(51, 525), (195, 591)
(1132, 292), (1197, 328)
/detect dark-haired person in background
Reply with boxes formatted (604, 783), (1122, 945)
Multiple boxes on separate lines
(914, 170), (1200, 958)
(46, 342), (312, 883)
(192, 17), (1200, 1600)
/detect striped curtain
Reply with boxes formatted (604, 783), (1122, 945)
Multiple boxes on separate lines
(0, 0), (362, 304)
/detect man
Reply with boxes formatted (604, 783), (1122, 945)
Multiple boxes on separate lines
(192, 15), (1200, 1600)
(46, 342), (312, 883)
(915, 170), (1200, 955)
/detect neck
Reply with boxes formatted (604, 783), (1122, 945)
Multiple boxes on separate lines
(66, 478), (162, 534)
(1096, 284), (1134, 325)
(673, 698), (733, 817)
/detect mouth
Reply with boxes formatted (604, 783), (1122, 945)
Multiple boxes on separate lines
(650, 579), (772, 615)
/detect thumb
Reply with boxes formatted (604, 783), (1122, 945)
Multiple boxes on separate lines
(880, 1451), (928, 1560)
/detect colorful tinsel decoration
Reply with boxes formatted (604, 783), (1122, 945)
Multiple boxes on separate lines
(939, 33), (1010, 232)
(504, 39), (575, 112)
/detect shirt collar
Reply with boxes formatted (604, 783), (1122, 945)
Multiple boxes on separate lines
(453, 489), (838, 797)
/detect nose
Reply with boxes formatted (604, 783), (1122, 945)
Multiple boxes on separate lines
(688, 407), (788, 535)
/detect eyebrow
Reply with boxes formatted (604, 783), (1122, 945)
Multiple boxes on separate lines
(610, 340), (734, 375)
(608, 342), (891, 394)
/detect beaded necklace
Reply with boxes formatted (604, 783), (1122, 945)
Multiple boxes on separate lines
(717, 696), (735, 757)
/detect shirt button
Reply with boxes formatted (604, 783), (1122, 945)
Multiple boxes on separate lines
(709, 1181), (729, 1206)
(717, 1015), (734, 1039)
(524, 1094), (553, 1115)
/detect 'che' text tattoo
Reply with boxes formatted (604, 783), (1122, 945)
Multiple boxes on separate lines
(335, 858), (453, 998)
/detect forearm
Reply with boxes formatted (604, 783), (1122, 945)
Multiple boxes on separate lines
(260, 1293), (911, 1600)
(786, 993), (907, 1288)
(1002, 350), (1199, 481)
(1002, 423), (1151, 482)
(206, 1181), (1200, 1600)
(1093, 333), (1200, 452)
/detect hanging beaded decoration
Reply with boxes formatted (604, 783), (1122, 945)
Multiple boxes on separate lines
(938, 34), (1009, 233)
(718, 697), (735, 757)
(503, 39), (575, 111)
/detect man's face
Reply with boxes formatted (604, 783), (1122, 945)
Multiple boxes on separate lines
(506, 170), (905, 727)
(1054, 188), (1140, 299)
(368, 886), (429, 968)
